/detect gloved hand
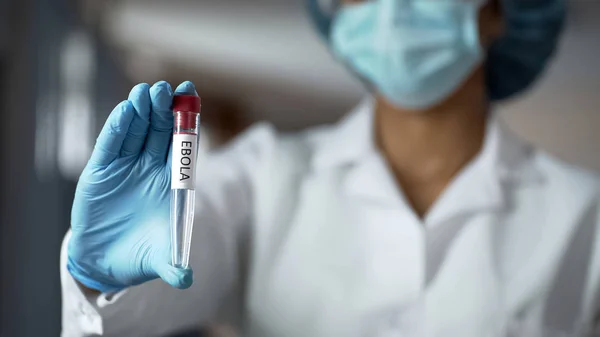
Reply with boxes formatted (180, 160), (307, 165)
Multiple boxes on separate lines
(67, 81), (198, 293)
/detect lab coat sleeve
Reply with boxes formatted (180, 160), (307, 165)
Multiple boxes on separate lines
(61, 124), (277, 337)
(582, 186), (600, 336)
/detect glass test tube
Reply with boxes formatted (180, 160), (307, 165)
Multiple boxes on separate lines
(170, 95), (201, 269)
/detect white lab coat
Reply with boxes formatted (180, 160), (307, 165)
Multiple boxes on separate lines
(61, 98), (600, 337)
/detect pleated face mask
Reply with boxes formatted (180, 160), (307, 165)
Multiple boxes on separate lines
(331, 0), (488, 110)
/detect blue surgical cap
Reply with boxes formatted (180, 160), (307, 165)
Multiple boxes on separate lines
(306, 0), (567, 101)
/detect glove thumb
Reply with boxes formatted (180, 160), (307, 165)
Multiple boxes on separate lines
(156, 263), (194, 289)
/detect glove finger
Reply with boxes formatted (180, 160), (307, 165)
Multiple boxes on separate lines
(120, 83), (151, 157)
(145, 81), (174, 163)
(89, 101), (136, 166)
(156, 263), (194, 289)
(166, 137), (173, 177)
(174, 81), (198, 96)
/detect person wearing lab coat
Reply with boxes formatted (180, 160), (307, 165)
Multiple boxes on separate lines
(61, 0), (600, 336)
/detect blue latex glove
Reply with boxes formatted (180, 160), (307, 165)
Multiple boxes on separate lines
(67, 81), (198, 293)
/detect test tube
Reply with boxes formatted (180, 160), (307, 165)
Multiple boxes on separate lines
(170, 94), (201, 269)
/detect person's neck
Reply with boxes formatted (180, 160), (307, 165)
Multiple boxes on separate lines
(374, 67), (488, 215)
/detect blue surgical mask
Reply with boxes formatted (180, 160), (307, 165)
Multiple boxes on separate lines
(331, 0), (486, 110)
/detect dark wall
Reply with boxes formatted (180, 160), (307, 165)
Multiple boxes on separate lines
(1, 0), (70, 336)
(0, 1), (129, 336)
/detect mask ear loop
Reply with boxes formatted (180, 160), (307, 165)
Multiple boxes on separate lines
(307, 0), (339, 38)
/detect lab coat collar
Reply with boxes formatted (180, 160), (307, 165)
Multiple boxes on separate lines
(312, 97), (377, 170)
(312, 97), (545, 221)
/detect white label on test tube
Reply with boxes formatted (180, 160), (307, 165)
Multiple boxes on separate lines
(171, 134), (198, 190)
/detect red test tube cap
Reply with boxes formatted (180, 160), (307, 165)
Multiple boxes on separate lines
(172, 95), (201, 113)
(172, 95), (201, 130)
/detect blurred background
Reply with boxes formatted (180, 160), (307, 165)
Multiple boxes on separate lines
(0, 0), (598, 336)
